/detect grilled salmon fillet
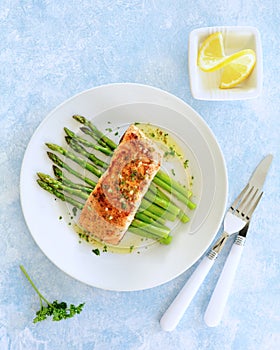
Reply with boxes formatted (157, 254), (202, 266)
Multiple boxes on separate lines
(78, 124), (163, 245)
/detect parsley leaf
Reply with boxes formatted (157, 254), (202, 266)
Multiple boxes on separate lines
(92, 248), (100, 256)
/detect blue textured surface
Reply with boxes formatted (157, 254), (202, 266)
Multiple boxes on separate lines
(1, 1), (279, 349)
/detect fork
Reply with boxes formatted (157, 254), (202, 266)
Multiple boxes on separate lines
(160, 183), (263, 332)
(204, 190), (263, 327)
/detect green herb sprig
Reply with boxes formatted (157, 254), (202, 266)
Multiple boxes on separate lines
(20, 265), (85, 323)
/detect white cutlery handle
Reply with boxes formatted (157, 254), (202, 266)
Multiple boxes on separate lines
(204, 238), (245, 327)
(160, 254), (216, 331)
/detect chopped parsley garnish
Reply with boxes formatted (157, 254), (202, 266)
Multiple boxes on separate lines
(105, 128), (112, 132)
(72, 207), (78, 216)
(130, 170), (137, 180)
(184, 160), (189, 168)
(78, 232), (89, 242)
(121, 202), (127, 209)
(164, 146), (176, 157)
(171, 169), (175, 176)
(92, 248), (100, 256)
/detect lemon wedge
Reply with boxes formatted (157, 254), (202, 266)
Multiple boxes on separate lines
(197, 32), (257, 89)
(197, 32), (227, 72)
(220, 49), (256, 89)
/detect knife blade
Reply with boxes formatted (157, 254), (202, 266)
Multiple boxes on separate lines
(204, 154), (273, 327)
(249, 154), (273, 189)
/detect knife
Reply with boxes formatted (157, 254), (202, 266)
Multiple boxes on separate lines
(204, 154), (273, 327)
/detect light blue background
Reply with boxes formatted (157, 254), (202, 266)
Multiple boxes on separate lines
(1, 1), (279, 349)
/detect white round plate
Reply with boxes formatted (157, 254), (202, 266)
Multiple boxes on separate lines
(20, 83), (227, 291)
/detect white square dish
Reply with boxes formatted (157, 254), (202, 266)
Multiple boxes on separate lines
(188, 26), (263, 100)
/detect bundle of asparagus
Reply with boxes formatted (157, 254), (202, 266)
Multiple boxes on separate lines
(37, 115), (196, 246)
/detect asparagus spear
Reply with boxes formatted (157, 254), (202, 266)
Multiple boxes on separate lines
(136, 208), (166, 225)
(128, 227), (172, 245)
(46, 143), (103, 178)
(65, 136), (108, 168)
(144, 189), (180, 217)
(80, 127), (109, 149)
(149, 183), (190, 223)
(140, 198), (176, 222)
(37, 173), (89, 201)
(130, 219), (169, 239)
(152, 176), (196, 210)
(37, 179), (85, 210)
(134, 212), (165, 228)
(72, 114), (117, 150)
(47, 152), (97, 188)
(64, 127), (113, 156)
(52, 165), (93, 194)
(156, 169), (194, 200)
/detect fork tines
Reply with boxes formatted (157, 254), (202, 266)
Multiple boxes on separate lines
(230, 183), (263, 221)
